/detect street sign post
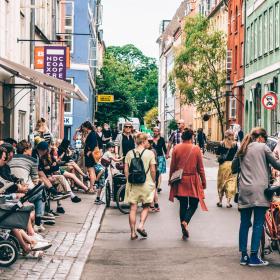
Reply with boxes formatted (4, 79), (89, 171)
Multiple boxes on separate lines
(97, 95), (114, 103)
(262, 92), (278, 110)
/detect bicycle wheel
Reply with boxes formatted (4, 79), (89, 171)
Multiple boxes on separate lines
(105, 181), (111, 208)
(116, 184), (130, 214)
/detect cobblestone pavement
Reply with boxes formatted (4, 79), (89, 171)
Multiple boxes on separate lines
(1, 193), (106, 280)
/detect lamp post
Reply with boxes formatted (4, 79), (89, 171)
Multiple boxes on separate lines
(225, 79), (233, 129)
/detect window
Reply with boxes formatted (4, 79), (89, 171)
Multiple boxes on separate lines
(246, 26), (250, 64)
(259, 15), (263, 56)
(254, 85), (262, 127)
(240, 42), (244, 66)
(269, 7), (273, 51)
(235, 6), (238, 31)
(63, 1), (74, 52)
(254, 19), (258, 59)
(251, 23), (254, 61)
(18, 111), (26, 141)
(64, 78), (73, 114)
(276, 3), (279, 48)
(234, 45), (238, 72)
(229, 94), (237, 119)
(264, 11), (268, 53)
(241, 0), (245, 25)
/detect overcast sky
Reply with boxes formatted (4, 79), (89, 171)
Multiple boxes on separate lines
(102, 0), (182, 59)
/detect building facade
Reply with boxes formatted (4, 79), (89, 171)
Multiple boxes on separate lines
(244, 0), (280, 135)
(227, 0), (245, 129)
(63, 0), (103, 141)
(157, 1), (195, 140)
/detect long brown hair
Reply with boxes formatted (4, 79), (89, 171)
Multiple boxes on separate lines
(237, 127), (267, 158)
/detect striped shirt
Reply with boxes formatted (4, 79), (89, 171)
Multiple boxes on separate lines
(168, 130), (182, 146)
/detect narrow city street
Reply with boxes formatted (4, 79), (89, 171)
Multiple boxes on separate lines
(82, 154), (280, 280)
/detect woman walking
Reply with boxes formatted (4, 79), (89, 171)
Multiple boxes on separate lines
(81, 121), (98, 193)
(169, 128), (207, 240)
(216, 130), (238, 208)
(233, 127), (280, 266)
(152, 127), (167, 193)
(124, 133), (156, 240)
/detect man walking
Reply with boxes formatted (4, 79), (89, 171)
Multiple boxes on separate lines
(197, 128), (207, 154)
(166, 119), (185, 159)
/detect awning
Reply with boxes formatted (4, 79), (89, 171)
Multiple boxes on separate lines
(0, 56), (88, 102)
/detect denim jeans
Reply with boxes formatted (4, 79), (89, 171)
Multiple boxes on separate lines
(239, 207), (267, 254)
(28, 190), (45, 217)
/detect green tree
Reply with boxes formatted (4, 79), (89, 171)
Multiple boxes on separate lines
(144, 107), (158, 129)
(96, 45), (158, 125)
(172, 15), (227, 138)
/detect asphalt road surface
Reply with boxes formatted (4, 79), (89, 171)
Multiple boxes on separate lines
(82, 153), (280, 280)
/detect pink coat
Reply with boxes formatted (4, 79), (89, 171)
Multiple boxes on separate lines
(169, 142), (208, 211)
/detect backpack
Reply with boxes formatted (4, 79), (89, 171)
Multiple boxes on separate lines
(128, 149), (149, 185)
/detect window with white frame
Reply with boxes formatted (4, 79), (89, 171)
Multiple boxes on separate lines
(269, 7), (273, 51)
(229, 91), (237, 119)
(64, 78), (73, 114)
(275, 3), (279, 48)
(264, 10), (268, 53)
(259, 15), (263, 56)
(63, 1), (74, 52)
(254, 19), (258, 59)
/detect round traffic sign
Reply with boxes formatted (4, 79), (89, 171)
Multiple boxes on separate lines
(262, 92), (278, 110)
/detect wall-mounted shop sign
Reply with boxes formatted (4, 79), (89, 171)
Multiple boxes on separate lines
(97, 95), (114, 103)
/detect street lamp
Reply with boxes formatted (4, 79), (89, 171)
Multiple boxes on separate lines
(225, 79), (233, 95)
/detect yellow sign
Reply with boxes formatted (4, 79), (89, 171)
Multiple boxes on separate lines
(97, 95), (114, 103)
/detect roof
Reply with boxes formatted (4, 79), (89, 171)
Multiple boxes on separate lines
(0, 56), (88, 102)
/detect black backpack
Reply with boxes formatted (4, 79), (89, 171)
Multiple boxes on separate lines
(128, 149), (149, 185)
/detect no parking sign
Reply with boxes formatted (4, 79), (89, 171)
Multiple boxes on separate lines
(262, 92), (278, 110)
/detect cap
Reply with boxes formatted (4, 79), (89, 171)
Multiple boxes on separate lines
(37, 141), (49, 151)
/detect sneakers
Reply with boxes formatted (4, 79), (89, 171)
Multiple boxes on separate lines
(56, 206), (65, 214)
(34, 224), (46, 233)
(71, 196), (81, 203)
(240, 253), (249, 266)
(94, 198), (105, 205)
(248, 254), (269, 267)
(50, 193), (71, 201)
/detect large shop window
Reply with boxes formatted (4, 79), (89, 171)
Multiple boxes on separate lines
(254, 85), (262, 127)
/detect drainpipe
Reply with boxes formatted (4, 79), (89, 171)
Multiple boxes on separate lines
(29, 0), (36, 141)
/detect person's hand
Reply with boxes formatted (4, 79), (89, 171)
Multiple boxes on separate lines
(52, 162), (57, 166)
(16, 193), (25, 199)
(203, 184), (207, 190)
(165, 154), (170, 159)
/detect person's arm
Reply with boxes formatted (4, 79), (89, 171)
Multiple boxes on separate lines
(166, 134), (174, 159)
(150, 163), (156, 183)
(124, 154), (129, 179)
(168, 147), (177, 184)
(161, 138), (167, 155)
(197, 148), (206, 189)
(114, 134), (121, 157)
(265, 145), (280, 170)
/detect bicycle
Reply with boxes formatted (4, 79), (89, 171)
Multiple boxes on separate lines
(260, 185), (280, 258)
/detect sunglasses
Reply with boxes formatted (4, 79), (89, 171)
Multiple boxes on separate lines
(124, 126), (132, 128)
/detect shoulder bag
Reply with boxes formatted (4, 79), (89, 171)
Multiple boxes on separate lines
(217, 144), (231, 165)
(170, 146), (194, 185)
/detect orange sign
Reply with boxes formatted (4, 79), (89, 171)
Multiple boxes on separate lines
(34, 46), (70, 69)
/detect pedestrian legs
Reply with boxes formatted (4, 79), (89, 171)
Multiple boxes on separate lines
(129, 203), (137, 238)
(87, 167), (96, 191)
(138, 204), (150, 230)
(239, 208), (253, 253)
(251, 207), (267, 254)
(178, 196), (199, 224)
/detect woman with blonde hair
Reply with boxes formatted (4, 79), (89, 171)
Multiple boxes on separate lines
(216, 129), (238, 208)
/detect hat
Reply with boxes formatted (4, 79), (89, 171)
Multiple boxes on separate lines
(124, 122), (133, 127)
(106, 142), (115, 149)
(34, 136), (43, 145)
(37, 141), (49, 151)
(1, 143), (14, 153)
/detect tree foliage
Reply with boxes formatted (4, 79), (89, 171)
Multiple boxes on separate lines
(144, 107), (158, 129)
(96, 44), (158, 125)
(172, 15), (227, 137)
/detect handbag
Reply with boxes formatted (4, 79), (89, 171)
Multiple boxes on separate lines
(92, 147), (102, 163)
(170, 146), (193, 185)
(233, 156), (241, 203)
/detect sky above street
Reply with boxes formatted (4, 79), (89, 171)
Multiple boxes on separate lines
(102, 0), (182, 59)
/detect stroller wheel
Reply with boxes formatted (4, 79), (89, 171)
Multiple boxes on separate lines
(0, 240), (18, 267)
(8, 235), (21, 252)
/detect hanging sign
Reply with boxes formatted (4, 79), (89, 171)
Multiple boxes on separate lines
(44, 46), (67, 80)
(34, 46), (70, 69)
(97, 95), (114, 103)
(262, 92), (278, 110)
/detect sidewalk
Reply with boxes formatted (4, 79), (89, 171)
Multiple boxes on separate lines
(1, 193), (106, 280)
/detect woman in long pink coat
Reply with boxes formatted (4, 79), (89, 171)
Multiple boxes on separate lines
(169, 128), (207, 240)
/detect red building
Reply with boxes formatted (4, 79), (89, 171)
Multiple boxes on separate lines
(227, 0), (245, 128)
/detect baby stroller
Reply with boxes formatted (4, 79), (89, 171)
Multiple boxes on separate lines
(0, 184), (44, 267)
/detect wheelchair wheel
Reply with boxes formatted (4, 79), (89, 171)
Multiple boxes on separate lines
(0, 240), (18, 267)
(105, 181), (111, 208)
(116, 184), (130, 214)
